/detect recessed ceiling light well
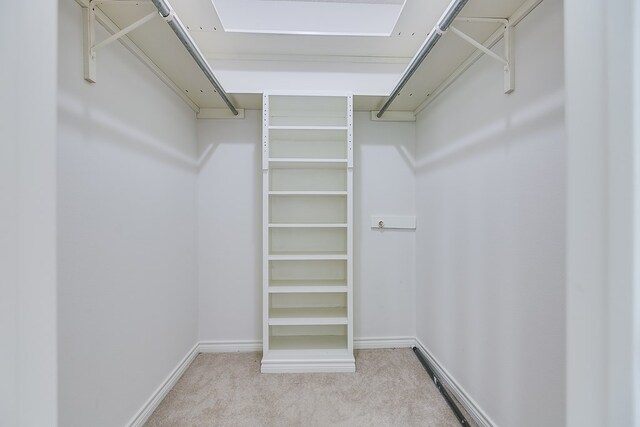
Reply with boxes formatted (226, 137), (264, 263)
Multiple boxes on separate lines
(211, 0), (406, 36)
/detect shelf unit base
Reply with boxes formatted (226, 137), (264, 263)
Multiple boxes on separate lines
(261, 349), (355, 373)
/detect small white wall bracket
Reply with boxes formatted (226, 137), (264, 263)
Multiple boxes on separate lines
(83, 0), (158, 83)
(450, 17), (515, 94)
(370, 215), (416, 230)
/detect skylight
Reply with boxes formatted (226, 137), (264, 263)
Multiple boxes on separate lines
(211, 0), (406, 36)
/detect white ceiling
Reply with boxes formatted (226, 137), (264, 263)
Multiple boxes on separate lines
(211, 0), (406, 36)
(96, 0), (531, 112)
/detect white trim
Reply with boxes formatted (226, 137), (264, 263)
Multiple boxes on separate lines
(370, 111), (416, 122)
(206, 52), (411, 65)
(261, 360), (356, 373)
(414, 339), (496, 427)
(262, 90), (354, 97)
(197, 108), (245, 119)
(355, 336), (416, 349)
(126, 343), (199, 427)
(261, 349), (356, 373)
(199, 340), (263, 353)
(197, 337), (415, 353)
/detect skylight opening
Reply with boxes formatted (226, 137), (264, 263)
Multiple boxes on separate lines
(211, 0), (406, 36)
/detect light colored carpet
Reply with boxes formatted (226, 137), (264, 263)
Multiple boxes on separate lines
(144, 348), (468, 427)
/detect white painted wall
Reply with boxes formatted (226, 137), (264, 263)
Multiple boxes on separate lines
(353, 115), (416, 340)
(197, 111), (416, 342)
(565, 0), (640, 425)
(414, 1), (565, 426)
(57, 2), (198, 426)
(0, 1), (58, 426)
(197, 111), (262, 342)
(635, 4), (640, 422)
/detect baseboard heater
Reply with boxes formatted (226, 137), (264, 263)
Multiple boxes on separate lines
(412, 346), (469, 426)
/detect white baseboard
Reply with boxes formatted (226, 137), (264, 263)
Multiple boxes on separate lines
(126, 343), (199, 427)
(413, 339), (496, 427)
(355, 336), (416, 349)
(197, 337), (416, 353)
(198, 340), (262, 352)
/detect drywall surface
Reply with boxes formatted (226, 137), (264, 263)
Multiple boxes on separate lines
(0, 1), (58, 425)
(414, 1), (565, 426)
(197, 111), (263, 342)
(353, 113), (416, 339)
(565, 0), (640, 425)
(197, 111), (416, 342)
(57, 2), (198, 426)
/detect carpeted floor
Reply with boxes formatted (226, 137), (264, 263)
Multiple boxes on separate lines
(144, 348), (470, 427)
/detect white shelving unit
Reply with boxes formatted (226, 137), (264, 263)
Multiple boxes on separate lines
(261, 93), (355, 373)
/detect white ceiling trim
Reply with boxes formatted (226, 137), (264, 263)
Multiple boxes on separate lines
(258, 0), (404, 4)
(205, 52), (412, 64)
(209, 60), (404, 95)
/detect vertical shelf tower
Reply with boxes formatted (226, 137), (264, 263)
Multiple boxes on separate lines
(261, 93), (355, 373)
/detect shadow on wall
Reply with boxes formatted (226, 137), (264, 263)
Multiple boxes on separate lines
(196, 115), (262, 171)
(58, 89), (198, 172)
(195, 112), (263, 341)
(415, 88), (564, 174)
(354, 114), (417, 173)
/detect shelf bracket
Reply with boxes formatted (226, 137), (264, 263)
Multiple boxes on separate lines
(449, 17), (514, 93)
(83, 0), (158, 83)
(83, 4), (96, 82)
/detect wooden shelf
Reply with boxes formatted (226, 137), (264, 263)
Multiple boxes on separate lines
(268, 223), (347, 228)
(269, 252), (347, 261)
(267, 336), (349, 351)
(270, 279), (347, 287)
(269, 158), (348, 169)
(269, 307), (348, 325)
(269, 108), (346, 118)
(269, 280), (348, 294)
(269, 222), (347, 227)
(269, 125), (348, 131)
(269, 191), (347, 196)
(269, 285), (348, 294)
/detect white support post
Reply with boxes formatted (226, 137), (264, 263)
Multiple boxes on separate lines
(503, 23), (515, 93)
(83, 3), (96, 82)
(448, 19), (515, 94)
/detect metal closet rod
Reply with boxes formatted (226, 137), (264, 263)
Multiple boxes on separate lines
(377, 0), (469, 118)
(150, 0), (238, 115)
